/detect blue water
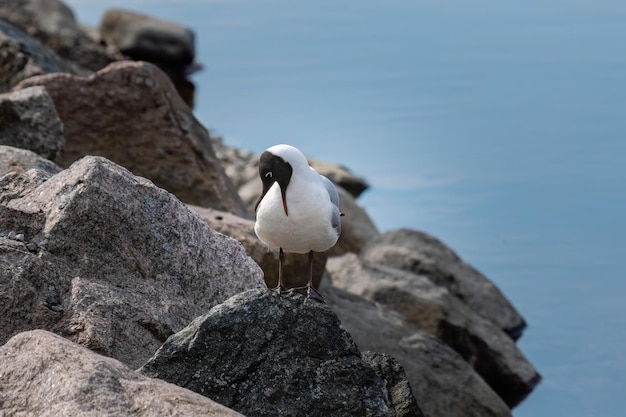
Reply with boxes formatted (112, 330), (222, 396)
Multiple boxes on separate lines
(66, 1), (626, 416)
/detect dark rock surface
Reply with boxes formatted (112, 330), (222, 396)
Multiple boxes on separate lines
(0, 156), (264, 368)
(362, 351), (424, 417)
(100, 9), (195, 73)
(0, 86), (64, 163)
(139, 289), (399, 417)
(0, 19), (87, 93)
(327, 253), (541, 408)
(0, 330), (244, 417)
(0, 0), (117, 71)
(323, 284), (513, 417)
(15, 61), (248, 215)
(99, 8), (198, 106)
(361, 228), (527, 340)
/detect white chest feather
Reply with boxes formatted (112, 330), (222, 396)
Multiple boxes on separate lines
(255, 178), (339, 254)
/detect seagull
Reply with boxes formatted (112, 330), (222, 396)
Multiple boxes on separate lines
(254, 144), (341, 302)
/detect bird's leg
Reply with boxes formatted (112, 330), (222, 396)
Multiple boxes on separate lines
(271, 247), (286, 294)
(306, 250), (325, 303)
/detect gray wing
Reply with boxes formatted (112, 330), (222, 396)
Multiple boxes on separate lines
(320, 174), (342, 236)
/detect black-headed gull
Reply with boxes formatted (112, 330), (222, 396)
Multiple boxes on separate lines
(254, 144), (341, 302)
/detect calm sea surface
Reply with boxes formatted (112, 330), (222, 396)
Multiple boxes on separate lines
(67, 1), (626, 415)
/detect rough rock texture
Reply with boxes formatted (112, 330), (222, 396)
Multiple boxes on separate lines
(0, 86), (64, 163)
(189, 205), (327, 290)
(140, 289), (398, 417)
(0, 156), (264, 368)
(0, 19), (87, 93)
(309, 158), (369, 198)
(0, 0), (118, 71)
(361, 228), (527, 340)
(362, 351), (424, 417)
(323, 285), (513, 417)
(0, 330), (244, 417)
(327, 253), (541, 408)
(0, 146), (62, 177)
(15, 61), (248, 216)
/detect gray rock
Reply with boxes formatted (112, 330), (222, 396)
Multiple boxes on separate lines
(0, 146), (62, 177)
(0, 0), (118, 71)
(0, 330), (245, 417)
(0, 156), (264, 368)
(0, 19), (87, 93)
(189, 205), (328, 291)
(323, 285), (513, 417)
(361, 228), (527, 340)
(100, 9), (195, 72)
(327, 253), (541, 408)
(0, 86), (64, 163)
(139, 289), (396, 417)
(362, 352), (424, 417)
(14, 61), (249, 216)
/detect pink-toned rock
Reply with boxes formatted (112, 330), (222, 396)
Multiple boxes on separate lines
(14, 61), (248, 216)
(0, 156), (263, 368)
(0, 330), (244, 417)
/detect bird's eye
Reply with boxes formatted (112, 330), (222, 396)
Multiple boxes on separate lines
(265, 172), (273, 178)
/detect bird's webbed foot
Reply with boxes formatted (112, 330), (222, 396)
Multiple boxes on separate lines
(269, 285), (286, 295)
(306, 286), (326, 303)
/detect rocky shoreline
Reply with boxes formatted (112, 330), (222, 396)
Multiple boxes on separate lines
(0, 1), (540, 416)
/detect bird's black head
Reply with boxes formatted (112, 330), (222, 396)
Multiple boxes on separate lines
(255, 151), (293, 215)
